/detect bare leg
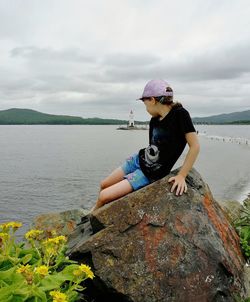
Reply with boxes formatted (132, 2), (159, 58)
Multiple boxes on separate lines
(89, 167), (126, 212)
(100, 167), (125, 190)
(91, 179), (133, 211)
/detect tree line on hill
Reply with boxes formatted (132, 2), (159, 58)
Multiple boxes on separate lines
(0, 108), (249, 125)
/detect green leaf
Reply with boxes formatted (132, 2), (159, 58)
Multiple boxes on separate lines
(0, 287), (14, 302)
(19, 249), (40, 265)
(0, 267), (26, 287)
(0, 267), (16, 280)
(0, 279), (8, 288)
(39, 274), (67, 292)
(61, 264), (79, 276)
(0, 254), (7, 263)
(10, 295), (26, 302)
(21, 254), (33, 265)
(0, 280), (29, 302)
(30, 287), (47, 302)
(0, 259), (13, 271)
(67, 290), (79, 301)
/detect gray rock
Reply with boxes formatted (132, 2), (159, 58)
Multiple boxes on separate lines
(32, 208), (89, 245)
(68, 168), (246, 302)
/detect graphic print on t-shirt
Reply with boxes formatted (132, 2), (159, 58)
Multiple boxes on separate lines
(151, 126), (172, 147)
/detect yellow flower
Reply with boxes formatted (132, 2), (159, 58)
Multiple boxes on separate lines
(0, 221), (22, 231)
(73, 264), (94, 279)
(11, 222), (22, 229)
(35, 265), (49, 276)
(42, 235), (67, 260)
(25, 229), (43, 240)
(57, 235), (67, 243)
(17, 264), (33, 284)
(0, 232), (10, 240)
(17, 264), (32, 274)
(50, 290), (68, 302)
(47, 235), (67, 245)
(45, 246), (58, 256)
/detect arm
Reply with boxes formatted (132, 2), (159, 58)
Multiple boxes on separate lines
(168, 132), (200, 195)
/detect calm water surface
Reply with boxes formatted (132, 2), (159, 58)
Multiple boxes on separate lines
(0, 125), (249, 235)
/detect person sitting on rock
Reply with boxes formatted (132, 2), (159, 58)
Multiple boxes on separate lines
(92, 79), (200, 211)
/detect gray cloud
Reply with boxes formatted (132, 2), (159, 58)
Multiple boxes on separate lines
(11, 46), (96, 64)
(177, 42), (250, 81)
(0, 0), (250, 120)
(101, 42), (250, 83)
(102, 53), (161, 67)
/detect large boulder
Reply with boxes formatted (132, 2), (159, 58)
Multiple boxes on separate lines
(68, 168), (246, 302)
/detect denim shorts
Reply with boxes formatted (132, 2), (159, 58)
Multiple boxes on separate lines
(121, 153), (151, 191)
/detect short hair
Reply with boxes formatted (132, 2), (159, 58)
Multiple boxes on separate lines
(154, 87), (182, 108)
(154, 95), (174, 105)
(154, 87), (173, 104)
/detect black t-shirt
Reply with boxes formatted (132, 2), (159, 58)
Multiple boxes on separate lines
(138, 106), (196, 181)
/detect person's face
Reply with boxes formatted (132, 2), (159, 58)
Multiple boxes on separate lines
(141, 97), (158, 117)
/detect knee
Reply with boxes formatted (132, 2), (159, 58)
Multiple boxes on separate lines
(100, 179), (108, 190)
(97, 189), (109, 207)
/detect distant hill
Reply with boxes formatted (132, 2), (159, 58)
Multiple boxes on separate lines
(0, 108), (131, 125)
(1, 108), (249, 125)
(192, 110), (250, 124)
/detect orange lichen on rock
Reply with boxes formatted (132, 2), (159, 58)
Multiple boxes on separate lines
(175, 216), (190, 235)
(138, 213), (167, 273)
(203, 193), (244, 271)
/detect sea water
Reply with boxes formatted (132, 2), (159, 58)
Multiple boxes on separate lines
(0, 124), (249, 235)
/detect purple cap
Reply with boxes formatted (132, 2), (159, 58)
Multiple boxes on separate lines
(137, 79), (173, 100)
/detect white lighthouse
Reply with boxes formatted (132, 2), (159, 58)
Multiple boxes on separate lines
(117, 110), (147, 130)
(128, 110), (135, 127)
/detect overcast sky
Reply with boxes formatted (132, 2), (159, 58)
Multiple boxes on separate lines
(0, 0), (250, 120)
